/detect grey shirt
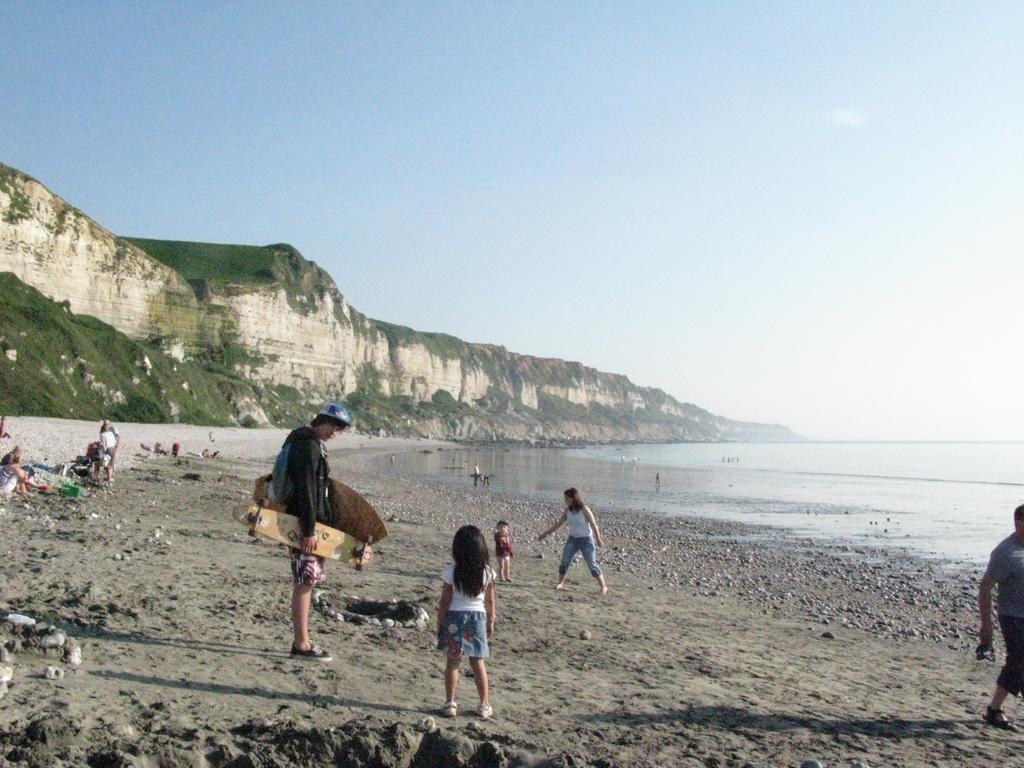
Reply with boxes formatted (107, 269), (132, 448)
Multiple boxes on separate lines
(985, 534), (1024, 618)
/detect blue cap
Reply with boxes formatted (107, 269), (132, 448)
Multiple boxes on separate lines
(320, 402), (352, 427)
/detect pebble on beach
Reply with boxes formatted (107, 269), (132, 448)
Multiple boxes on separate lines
(64, 640), (82, 667)
(40, 631), (66, 649)
(43, 666), (64, 680)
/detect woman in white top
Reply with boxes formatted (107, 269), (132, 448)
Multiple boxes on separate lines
(538, 487), (609, 594)
(436, 525), (496, 719)
(98, 420), (119, 483)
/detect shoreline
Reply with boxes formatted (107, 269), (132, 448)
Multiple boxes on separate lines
(366, 448), (983, 646)
(0, 421), (1011, 767)
(0, 415), (455, 471)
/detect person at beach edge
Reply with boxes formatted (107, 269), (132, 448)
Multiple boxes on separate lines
(978, 502), (1024, 729)
(538, 487), (608, 594)
(285, 402), (352, 663)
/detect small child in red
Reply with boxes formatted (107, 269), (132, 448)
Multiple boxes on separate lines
(493, 521), (513, 582)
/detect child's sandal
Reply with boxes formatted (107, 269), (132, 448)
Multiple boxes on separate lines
(473, 703), (493, 720)
(441, 701), (458, 718)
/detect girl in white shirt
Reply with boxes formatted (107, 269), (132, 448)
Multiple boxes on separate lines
(538, 487), (609, 594)
(436, 525), (496, 719)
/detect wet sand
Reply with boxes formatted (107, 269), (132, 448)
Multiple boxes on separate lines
(0, 419), (1015, 767)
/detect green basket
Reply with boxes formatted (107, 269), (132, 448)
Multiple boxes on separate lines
(59, 483), (84, 499)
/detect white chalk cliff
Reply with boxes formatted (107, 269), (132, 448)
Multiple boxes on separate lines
(0, 162), (795, 441)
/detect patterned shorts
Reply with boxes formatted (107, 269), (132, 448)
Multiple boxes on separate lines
(290, 550), (326, 586)
(437, 610), (489, 659)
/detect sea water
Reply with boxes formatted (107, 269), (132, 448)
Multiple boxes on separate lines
(390, 442), (1024, 567)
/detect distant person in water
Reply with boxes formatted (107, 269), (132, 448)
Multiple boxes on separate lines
(538, 488), (608, 595)
(979, 503), (1024, 730)
(655, 472), (661, 492)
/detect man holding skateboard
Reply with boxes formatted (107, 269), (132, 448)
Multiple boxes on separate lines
(285, 402), (352, 662)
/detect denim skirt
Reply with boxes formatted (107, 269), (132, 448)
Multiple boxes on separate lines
(437, 610), (489, 659)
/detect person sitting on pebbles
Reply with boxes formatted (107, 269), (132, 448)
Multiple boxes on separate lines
(538, 487), (609, 595)
(0, 446), (36, 497)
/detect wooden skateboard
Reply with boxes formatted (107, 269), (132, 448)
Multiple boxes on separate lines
(327, 479), (388, 544)
(252, 476), (388, 544)
(232, 505), (374, 568)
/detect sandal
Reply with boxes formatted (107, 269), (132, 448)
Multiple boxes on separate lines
(441, 701), (458, 718)
(473, 703), (493, 720)
(984, 706), (1014, 730)
(290, 644), (332, 663)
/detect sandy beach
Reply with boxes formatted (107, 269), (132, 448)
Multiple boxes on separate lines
(0, 418), (1015, 767)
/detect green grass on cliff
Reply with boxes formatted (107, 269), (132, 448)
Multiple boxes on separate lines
(125, 238), (305, 286)
(0, 164), (33, 224)
(126, 237), (347, 319)
(0, 272), (304, 425)
(374, 321), (469, 361)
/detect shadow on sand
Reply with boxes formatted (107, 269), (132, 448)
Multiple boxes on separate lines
(78, 628), (283, 659)
(578, 705), (974, 740)
(91, 670), (416, 715)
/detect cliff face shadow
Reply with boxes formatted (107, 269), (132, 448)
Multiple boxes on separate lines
(90, 670), (416, 715)
(578, 706), (973, 741)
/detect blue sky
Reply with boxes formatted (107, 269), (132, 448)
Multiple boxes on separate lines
(3, 2), (1022, 439)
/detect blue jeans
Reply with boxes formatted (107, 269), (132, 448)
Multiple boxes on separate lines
(559, 536), (602, 578)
